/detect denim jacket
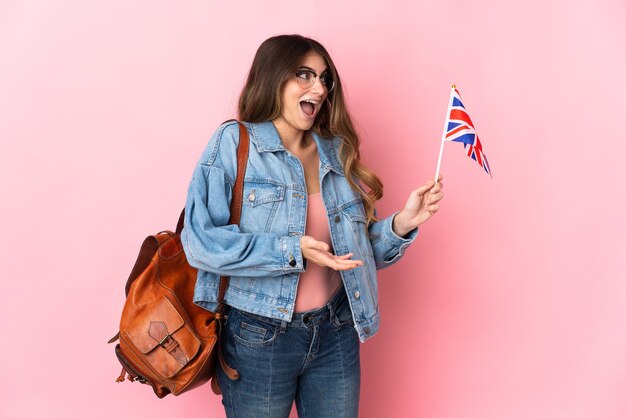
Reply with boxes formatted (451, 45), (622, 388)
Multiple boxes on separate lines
(181, 120), (418, 342)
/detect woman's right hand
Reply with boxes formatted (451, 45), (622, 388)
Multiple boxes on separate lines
(300, 235), (363, 271)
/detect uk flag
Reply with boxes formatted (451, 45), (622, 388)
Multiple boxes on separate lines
(445, 87), (492, 177)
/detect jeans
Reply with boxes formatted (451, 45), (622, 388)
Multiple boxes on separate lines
(217, 285), (361, 418)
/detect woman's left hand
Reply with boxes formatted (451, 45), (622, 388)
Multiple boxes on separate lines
(392, 175), (444, 237)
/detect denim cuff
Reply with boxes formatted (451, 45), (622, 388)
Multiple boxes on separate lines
(280, 236), (305, 272)
(384, 211), (419, 247)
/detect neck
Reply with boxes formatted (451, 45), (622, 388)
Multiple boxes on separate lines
(272, 118), (310, 152)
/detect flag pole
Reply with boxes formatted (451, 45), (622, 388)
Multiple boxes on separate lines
(434, 84), (456, 184)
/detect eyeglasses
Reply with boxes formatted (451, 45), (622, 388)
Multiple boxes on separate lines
(294, 68), (335, 93)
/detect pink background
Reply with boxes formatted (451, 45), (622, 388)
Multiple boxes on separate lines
(1, 1), (625, 417)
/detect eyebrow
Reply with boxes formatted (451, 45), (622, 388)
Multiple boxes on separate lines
(298, 66), (329, 75)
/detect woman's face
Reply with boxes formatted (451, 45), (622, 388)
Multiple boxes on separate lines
(276, 51), (330, 133)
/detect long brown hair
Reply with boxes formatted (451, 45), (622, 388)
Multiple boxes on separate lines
(238, 34), (383, 228)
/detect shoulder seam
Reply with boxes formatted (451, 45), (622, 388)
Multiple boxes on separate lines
(207, 120), (239, 166)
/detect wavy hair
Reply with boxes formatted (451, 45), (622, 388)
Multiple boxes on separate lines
(238, 34), (383, 228)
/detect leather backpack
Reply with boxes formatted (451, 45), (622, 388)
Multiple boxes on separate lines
(108, 121), (249, 397)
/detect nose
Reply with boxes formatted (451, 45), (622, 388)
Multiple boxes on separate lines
(310, 75), (326, 95)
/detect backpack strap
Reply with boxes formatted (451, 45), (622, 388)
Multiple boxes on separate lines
(217, 121), (250, 312)
(173, 121), (250, 311)
(214, 121), (249, 389)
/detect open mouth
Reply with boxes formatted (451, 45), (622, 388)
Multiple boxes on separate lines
(299, 99), (318, 117)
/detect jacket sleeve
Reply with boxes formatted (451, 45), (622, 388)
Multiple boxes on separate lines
(368, 208), (418, 270)
(181, 125), (305, 277)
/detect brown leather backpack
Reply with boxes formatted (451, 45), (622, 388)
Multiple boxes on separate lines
(108, 121), (249, 398)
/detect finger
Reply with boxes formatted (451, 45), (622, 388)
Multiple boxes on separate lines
(335, 258), (363, 266)
(428, 192), (444, 203)
(313, 251), (358, 263)
(428, 204), (439, 212)
(334, 253), (354, 260)
(431, 182), (443, 194)
(330, 255), (363, 269)
(331, 261), (363, 270)
(415, 181), (436, 197)
(332, 265), (356, 271)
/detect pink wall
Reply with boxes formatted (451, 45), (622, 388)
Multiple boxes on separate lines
(2, 1), (625, 417)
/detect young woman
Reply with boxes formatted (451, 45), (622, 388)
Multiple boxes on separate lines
(181, 34), (444, 418)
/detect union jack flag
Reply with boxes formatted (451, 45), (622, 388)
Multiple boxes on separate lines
(445, 87), (492, 177)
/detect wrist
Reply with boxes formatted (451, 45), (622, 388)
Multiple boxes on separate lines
(392, 211), (413, 238)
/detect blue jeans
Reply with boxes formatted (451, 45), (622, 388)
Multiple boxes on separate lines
(217, 286), (361, 418)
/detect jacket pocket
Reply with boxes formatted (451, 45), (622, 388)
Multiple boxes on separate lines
(341, 201), (374, 258)
(240, 179), (286, 233)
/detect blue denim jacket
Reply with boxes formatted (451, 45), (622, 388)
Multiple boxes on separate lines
(181, 120), (418, 342)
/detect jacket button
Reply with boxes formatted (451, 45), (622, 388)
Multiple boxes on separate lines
(354, 290), (360, 299)
(289, 256), (297, 267)
(248, 193), (255, 202)
(364, 327), (370, 335)
(334, 215), (340, 223)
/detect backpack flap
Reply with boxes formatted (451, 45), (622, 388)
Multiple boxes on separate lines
(124, 297), (201, 379)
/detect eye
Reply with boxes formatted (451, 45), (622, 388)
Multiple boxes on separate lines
(320, 73), (331, 86)
(295, 69), (314, 81)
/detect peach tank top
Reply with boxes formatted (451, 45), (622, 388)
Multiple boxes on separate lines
(294, 192), (343, 312)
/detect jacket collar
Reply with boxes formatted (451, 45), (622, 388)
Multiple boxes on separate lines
(247, 120), (345, 176)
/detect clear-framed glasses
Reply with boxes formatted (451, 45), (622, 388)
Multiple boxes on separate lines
(294, 69), (335, 93)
